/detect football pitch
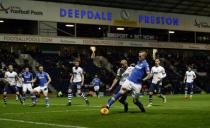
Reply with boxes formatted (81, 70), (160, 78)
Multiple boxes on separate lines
(0, 94), (210, 128)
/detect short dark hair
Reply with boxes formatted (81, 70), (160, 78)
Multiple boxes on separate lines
(139, 50), (147, 57)
(39, 65), (43, 68)
(74, 59), (80, 63)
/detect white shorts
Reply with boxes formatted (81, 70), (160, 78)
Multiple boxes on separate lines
(16, 83), (22, 88)
(122, 79), (142, 98)
(94, 86), (100, 92)
(33, 86), (48, 94)
(22, 83), (33, 93)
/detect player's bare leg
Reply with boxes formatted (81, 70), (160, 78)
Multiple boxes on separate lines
(16, 95), (18, 101)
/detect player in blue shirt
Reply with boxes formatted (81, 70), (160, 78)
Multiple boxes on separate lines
(31, 66), (51, 107)
(102, 51), (150, 113)
(91, 74), (102, 98)
(21, 67), (33, 101)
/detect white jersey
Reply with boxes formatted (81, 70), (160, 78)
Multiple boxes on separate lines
(119, 66), (134, 85)
(5, 71), (18, 86)
(151, 66), (166, 84)
(72, 66), (83, 83)
(16, 77), (23, 87)
(185, 71), (196, 83)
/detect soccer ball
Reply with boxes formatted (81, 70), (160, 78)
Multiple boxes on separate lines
(100, 108), (109, 115)
(57, 91), (63, 97)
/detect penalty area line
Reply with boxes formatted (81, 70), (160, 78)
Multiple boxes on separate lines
(0, 118), (88, 128)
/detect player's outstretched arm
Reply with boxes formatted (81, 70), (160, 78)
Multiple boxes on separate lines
(143, 71), (151, 82)
(46, 75), (51, 86)
(31, 76), (37, 83)
(161, 68), (167, 79)
(152, 49), (158, 61)
(183, 73), (186, 83)
(69, 73), (73, 83)
(16, 76), (22, 85)
(193, 72), (197, 80)
(109, 78), (119, 91)
(81, 73), (84, 86)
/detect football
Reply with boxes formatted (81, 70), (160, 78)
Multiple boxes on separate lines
(100, 108), (109, 115)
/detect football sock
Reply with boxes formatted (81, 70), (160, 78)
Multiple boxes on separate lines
(31, 94), (36, 104)
(45, 96), (49, 105)
(133, 98), (145, 112)
(119, 95), (127, 105)
(107, 92), (122, 108)
(159, 94), (165, 100)
(67, 93), (72, 103)
(149, 94), (153, 103)
(3, 95), (7, 104)
(80, 93), (88, 101)
(96, 91), (99, 97)
(22, 93), (26, 101)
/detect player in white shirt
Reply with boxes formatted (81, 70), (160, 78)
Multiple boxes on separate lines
(3, 65), (23, 105)
(15, 73), (23, 101)
(107, 59), (134, 112)
(183, 66), (196, 99)
(66, 60), (89, 106)
(147, 59), (167, 107)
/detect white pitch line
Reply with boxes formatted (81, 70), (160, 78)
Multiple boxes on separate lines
(2, 108), (100, 115)
(0, 118), (88, 128)
(2, 107), (124, 115)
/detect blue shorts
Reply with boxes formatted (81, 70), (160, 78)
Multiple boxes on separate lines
(186, 82), (193, 88)
(149, 83), (162, 94)
(3, 85), (19, 93)
(69, 82), (82, 90)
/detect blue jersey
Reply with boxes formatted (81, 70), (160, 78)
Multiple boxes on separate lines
(22, 71), (33, 84)
(36, 72), (49, 86)
(128, 60), (150, 84)
(92, 78), (101, 86)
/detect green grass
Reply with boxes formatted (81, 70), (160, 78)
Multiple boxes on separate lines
(0, 94), (210, 128)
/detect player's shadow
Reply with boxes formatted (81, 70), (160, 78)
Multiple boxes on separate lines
(112, 111), (145, 115)
(128, 111), (146, 114)
(151, 104), (161, 106)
